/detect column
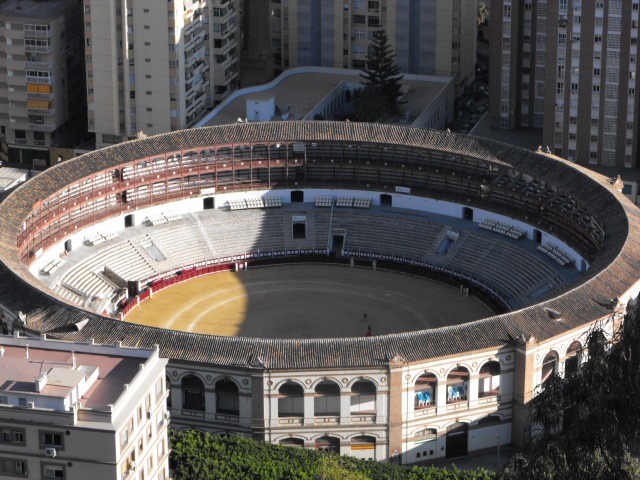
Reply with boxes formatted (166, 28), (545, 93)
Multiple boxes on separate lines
(303, 392), (315, 425)
(340, 389), (351, 425)
(468, 372), (479, 408)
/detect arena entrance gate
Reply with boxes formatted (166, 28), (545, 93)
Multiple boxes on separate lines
(203, 197), (214, 210)
(291, 190), (304, 202)
(446, 422), (468, 458)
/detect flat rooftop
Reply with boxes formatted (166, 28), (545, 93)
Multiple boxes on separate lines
(0, 0), (76, 21)
(201, 67), (451, 127)
(0, 343), (144, 410)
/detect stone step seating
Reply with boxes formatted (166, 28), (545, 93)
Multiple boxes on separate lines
(448, 233), (565, 306)
(144, 227), (210, 268)
(198, 210), (286, 257)
(51, 283), (85, 305)
(537, 242), (575, 267)
(332, 212), (444, 260)
(478, 218), (525, 239)
(61, 241), (159, 296)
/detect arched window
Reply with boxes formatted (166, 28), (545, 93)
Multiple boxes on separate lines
(278, 381), (304, 418)
(181, 375), (205, 411)
(314, 436), (340, 453)
(541, 352), (558, 386)
(446, 367), (469, 403)
(314, 380), (340, 417)
(414, 428), (437, 458)
(565, 341), (582, 377)
(478, 361), (501, 397)
(279, 437), (304, 448)
(215, 379), (239, 416)
(477, 415), (501, 426)
(350, 435), (376, 459)
(350, 380), (376, 414)
(414, 373), (437, 410)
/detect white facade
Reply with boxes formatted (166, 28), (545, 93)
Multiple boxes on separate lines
(0, 334), (169, 480)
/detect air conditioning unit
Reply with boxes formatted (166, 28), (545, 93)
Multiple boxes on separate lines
(146, 411), (152, 419)
(45, 447), (57, 458)
(163, 411), (170, 420)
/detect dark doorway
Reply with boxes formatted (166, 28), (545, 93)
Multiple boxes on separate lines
(380, 194), (392, 206)
(293, 223), (306, 239)
(125, 214), (134, 228)
(291, 190), (304, 202)
(203, 197), (215, 210)
(446, 422), (468, 458)
(463, 207), (473, 221)
(64, 239), (72, 252)
(330, 235), (344, 256)
(534, 229), (542, 244)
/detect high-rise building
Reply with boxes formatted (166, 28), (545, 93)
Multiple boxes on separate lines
(0, 0), (86, 169)
(244, 0), (476, 99)
(490, 0), (640, 168)
(85, 0), (240, 148)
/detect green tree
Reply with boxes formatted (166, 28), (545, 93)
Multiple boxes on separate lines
(169, 429), (496, 480)
(352, 29), (404, 122)
(501, 305), (640, 479)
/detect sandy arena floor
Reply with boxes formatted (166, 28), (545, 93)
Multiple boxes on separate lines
(124, 264), (493, 338)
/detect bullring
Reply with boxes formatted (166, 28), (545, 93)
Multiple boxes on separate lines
(0, 121), (639, 462)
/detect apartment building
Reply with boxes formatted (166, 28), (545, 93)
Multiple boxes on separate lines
(85, 0), (240, 148)
(245, 0), (476, 99)
(0, 0), (86, 169)
(0, 334), (169, 480)
(490, 0), (640, 168)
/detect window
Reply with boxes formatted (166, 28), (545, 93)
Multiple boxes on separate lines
(40, 431), (63, 449)
(593, 68), (600, 76)
(155, 378), (163, 399)
(43, 464), (64, 479)
(15, 130), (26, 145)
(130, 91), (135, 99)
(34, 131), (45, 146)
(594, 35), (602, 43)
(1, 458), (27, 476)
(352, 14), (365, 24)
(0, 428), (25, 445)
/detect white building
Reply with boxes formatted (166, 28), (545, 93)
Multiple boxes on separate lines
(0, 334), (169, 480)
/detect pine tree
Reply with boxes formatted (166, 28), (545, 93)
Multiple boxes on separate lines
(352, 30), (404, 122)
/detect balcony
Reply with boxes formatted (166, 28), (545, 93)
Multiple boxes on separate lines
(26, 60), (52, 69)
(23, 27), (51, 39)
(26, 75), (53, 85)
(24, 44), (51, 54)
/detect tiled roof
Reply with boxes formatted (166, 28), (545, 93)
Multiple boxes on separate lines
(0, 121), (638, 370)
